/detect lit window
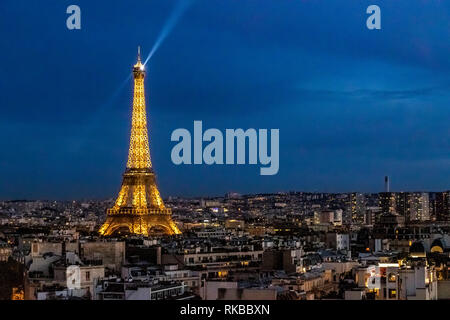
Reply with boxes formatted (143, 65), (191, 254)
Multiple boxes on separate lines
(389, 289), (397, 298)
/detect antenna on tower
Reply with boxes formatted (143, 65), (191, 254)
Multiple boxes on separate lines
(137, 46), (141, 62)
(384, 176), (390, 193)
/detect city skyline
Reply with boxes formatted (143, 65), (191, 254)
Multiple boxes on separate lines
(1, 1), (449, 200)
(2, 187), (450, 202)
(1, 1), (450, 305)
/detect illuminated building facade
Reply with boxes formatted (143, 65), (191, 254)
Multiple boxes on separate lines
(354, 262), (438, 300)
(99, 48), (181, 236)
(379, 191), (430, 223)
(408, 192), (430, 222)
(379, 192), (397, 214)
(11, 288), (24, 300)
(395, 192), (408, 221)
(347, 192), (366, 223)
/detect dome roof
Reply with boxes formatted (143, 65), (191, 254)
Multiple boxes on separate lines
(431, 237), (448, 253)
(410, 240), (426, 256)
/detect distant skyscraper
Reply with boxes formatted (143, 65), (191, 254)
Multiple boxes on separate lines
(435, 191), (450, 221)
(396, 192), (408, 221)
(408, 193), (430, 222)
(379, 192), (396, 214)
(347, 193), (366, 223)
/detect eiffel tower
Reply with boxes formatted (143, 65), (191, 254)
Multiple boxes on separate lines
(99, 47), (181, 236)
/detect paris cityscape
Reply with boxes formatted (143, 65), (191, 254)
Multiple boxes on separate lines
(1, 1), (449, 309)
(1, 183), (450, 300)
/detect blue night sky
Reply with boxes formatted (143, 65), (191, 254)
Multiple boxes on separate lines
(0, 0), (449, 200)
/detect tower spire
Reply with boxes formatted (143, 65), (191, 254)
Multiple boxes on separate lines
(128, 46), (150, 170)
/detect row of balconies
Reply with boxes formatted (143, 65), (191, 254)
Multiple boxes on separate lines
(106, 208), (171, 215)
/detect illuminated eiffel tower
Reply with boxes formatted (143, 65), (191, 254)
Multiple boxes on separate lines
(99, 47), (181, 236)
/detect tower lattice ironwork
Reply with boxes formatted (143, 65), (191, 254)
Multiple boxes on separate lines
(99, 48), (181, 236)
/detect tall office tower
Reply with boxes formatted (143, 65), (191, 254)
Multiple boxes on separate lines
(379, 192), (397, 214)
(346, 193), (366, 223)
(435, 191), (450, 221)
(396, 192), (408, 221)
(99, 48), (181, 236)
(408, 193), (430, 222)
